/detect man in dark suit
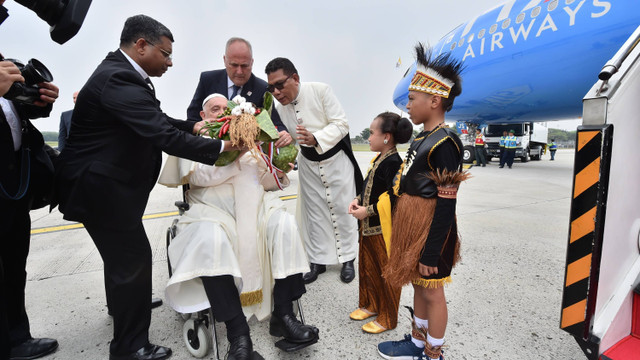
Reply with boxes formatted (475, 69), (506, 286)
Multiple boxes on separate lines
(186, 37), (292, 148)
(57, 90), (77, 152)
(1, 58), (60, 360)
(55, 15), (240, 360)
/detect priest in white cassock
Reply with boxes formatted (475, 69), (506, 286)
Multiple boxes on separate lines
(158, 94), (319, 360)
(265, 58), (364, 285)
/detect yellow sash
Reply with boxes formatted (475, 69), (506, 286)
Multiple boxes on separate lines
(376, 191), (393, 257)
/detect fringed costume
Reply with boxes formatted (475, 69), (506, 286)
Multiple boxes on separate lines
(383, 125), (468, 289)
(355, 149), (403, 331)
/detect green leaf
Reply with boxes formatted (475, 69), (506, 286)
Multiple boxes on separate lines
(263, 92), (274, 116)
(256, 110), (279, 141)
(214, 150), (241, 166)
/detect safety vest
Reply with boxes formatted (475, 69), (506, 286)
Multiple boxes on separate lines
(505, 136), (517, 149)
(549, 142), (558, 150)
(499, 136), (506, 147)
(475, 133), (485, 146)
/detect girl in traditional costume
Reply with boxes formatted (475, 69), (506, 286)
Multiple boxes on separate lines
(348, 112), (412, 334)
(377, 44), (469, 360)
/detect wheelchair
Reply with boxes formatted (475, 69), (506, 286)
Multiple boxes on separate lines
(165, 192), (310, 359)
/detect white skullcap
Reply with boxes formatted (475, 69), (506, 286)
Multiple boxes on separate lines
(202, 93), (227, 108)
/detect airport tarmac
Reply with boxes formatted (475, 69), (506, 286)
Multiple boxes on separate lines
(25, 149), (582, 360)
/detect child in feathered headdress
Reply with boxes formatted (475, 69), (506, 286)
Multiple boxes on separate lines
(377, 43), (470, 360)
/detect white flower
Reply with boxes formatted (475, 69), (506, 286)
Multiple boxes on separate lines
(240, 102), (255, 114)
(232, 95), (246, 105)
(231, 107), (243, 116)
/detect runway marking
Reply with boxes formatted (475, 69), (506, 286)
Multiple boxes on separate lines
(31, 194), (298, 235)
(561, 125), (613, 338)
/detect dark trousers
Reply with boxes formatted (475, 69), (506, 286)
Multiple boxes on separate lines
(474, 146), (486, 166)
(500, 149), (516, 167)
(202, 273), (305, 323)
(550, 150), (556, 160)
(84, 221), (152, 356)
(0, 197), (33, 358)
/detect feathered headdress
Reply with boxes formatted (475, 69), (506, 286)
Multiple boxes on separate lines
(409, 43), (464, 99)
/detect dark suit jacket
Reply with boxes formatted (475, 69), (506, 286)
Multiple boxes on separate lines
(55, 50), (223, 229)
(0, 101), (54, 209)
(186, 69), (287, 132)
(58, 109), (72, 151)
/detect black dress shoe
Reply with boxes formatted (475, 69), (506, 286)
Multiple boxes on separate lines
(302, 263), (326, 284)
(109, 343), (172, 360)
(10, 338), (58, 360)
(151, 297), (163, 309)
(269, 313), (319, 343)
(340, 260), (355, 283)
(227, 335), (252, 360)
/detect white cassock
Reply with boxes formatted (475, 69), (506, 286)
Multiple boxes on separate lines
(157, 150), (309, 321)
(275, 82), (358, 265)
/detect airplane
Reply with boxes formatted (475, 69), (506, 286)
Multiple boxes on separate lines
(393, 0), (640, 125)
(393, 1), (640, 360)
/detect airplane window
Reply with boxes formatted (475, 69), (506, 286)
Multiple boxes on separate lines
(450, 42), (457, 50)
(548, 0), (558, 11)
(502, 19), (511, 29)
(565, 0), (575, 4)
(458, 37), (465, 47)
(516, 13), (525, 24)
(489, 24), (497, 34)
(531, 6), (541, 17)
(468, 34), (474, 43)
(478, 29), (486, 38)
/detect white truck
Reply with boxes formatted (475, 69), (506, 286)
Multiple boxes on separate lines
(460, 122), (548, 163)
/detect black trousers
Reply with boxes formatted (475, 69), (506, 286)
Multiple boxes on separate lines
(202, 274), (306, 323)
(500, 149), (516, 167)
(474, 146), (486, 166)
(84, 221), (152, 356)
(0, 197), (33, 358)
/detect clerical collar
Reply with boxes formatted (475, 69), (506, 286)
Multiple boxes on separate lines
(119, 49), (150, 81)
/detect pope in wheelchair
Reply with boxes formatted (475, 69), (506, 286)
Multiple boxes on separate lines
(158, 94), (319, 359)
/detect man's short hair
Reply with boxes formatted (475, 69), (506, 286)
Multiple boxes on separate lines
(225, 37), (252, 56)
(265, 57), (298, 77)
(120, 15), (174, 47)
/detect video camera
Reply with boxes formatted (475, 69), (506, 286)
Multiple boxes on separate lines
(1, 0), (92, 44)
(1, 56), (53, 104)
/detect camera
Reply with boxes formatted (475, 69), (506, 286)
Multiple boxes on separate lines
(2, 0), (92, 44)
(2, 57), (53, 105)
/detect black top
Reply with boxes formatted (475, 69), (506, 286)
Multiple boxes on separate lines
(396, 125), (463, 266)
(358, 149), (402, 236)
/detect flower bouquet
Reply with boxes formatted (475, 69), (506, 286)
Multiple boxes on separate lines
(202, 92), (298, 172)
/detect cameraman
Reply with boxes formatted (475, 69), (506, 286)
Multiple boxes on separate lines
(0, 56), (60, 359)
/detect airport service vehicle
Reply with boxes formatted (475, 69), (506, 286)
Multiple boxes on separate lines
(459, 121), (548, 163)
(393, 0), (640, 358)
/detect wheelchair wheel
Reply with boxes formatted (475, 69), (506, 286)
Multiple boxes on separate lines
(183, 318), (212, 358)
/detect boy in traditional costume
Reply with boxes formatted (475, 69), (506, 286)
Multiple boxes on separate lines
(377, 44), (468, 360)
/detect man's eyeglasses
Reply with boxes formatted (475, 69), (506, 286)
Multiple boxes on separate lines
(145, 39), (172, 61)
(267, 73), (294, 93)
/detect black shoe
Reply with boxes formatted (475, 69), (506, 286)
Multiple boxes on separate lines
(10, 338), (58, 360)
(508, 165), (512, 168)
(151, 297), (163, 309)
(340, 260), (355, 283)
(302, 263), (326, 284)
(109, 343), (172, 360)
(108, 298), (163, 316)
(499, 165), (504, 168)
(482, 164), (486, 167)
(269, 313), (319, 343)
(227, 335), (253, 360)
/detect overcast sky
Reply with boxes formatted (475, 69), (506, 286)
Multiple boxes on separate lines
(1, 0), (577, 134)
